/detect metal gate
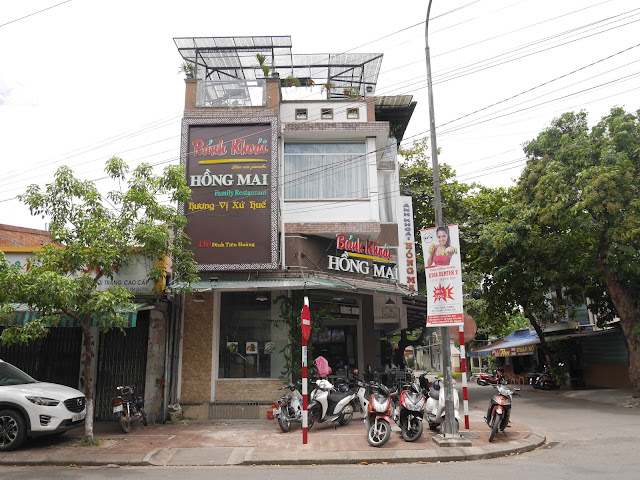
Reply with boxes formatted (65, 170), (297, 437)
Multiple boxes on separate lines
(94, 313), (149, 420)
(0, 327), (83, 388)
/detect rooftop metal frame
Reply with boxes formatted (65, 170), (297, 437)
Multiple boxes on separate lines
(174, 35), (383, 98)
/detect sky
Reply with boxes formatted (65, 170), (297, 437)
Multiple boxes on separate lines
(1, 0), (638, 231)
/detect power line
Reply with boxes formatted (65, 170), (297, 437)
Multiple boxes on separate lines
(0, 0), (72, 28)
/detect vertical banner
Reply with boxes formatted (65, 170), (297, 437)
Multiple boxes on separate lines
(420, 224), (463, 327)
(396, 196), (418, 292)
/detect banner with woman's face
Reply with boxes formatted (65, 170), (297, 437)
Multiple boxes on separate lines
(420, 224), (463, 327)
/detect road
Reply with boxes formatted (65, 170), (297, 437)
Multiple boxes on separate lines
(3, 382), (638, 479)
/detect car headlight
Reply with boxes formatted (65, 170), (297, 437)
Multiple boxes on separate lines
(26, 396), (60, 406)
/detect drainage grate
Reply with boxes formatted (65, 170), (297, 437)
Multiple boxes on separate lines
(209, 402), (266, 419)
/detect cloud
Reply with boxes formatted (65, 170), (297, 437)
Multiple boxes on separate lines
(0, 79), (37, 107)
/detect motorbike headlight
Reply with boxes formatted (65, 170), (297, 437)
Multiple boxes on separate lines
(26, 396), (60, 407)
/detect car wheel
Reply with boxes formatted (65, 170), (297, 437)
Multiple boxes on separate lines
(0, 410), (27, 452)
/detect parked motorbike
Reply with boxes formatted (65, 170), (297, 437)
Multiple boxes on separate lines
(271, 382), (303, 433)
(530, 364), (562, 390)
(112, 385), (147, 433)
(476, 367), (507, 386)
(391, 378), (426, 442)
(363, 381), (394, 447)
(485, 384), (520, 442)
(425, 378), (461, 434)
(307, 378), (357, 430)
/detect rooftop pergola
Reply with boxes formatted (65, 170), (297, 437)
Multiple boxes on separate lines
(174, 36), (383, 98)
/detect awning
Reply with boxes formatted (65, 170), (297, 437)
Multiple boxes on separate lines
(493, 329), (539, 357)
(188, 277), (414, 296)
(469, 329), (540, 358)
(468, 339), (507, 357)
(4, 303), (151, 328)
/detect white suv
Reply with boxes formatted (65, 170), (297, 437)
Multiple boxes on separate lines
(0, 359), (86, 451)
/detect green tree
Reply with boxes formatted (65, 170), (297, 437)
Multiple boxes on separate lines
(0, 158), (198, 439)
(273, 292), (333, 381)
(518, 107), (640, 397)
(400, 139), (515, 336)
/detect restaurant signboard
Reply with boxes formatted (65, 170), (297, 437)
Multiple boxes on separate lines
(180, 117), (278, 270)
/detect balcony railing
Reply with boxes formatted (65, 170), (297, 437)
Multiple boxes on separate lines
(196, 80), (267, 108)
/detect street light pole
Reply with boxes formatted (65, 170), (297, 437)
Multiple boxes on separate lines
(425, 0), (457, 437)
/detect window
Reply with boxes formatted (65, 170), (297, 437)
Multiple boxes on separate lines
(346, 108), (359, 119)
(284, 143), (368, 200)
(321, 108), (333, 120)
(218, 292), (285, 379)
(295, 109), (308, 120)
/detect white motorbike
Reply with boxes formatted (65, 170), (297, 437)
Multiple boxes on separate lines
(307, 379), (357, 429)
(425, 378), (461, 434)
(271, 382), (303, 433)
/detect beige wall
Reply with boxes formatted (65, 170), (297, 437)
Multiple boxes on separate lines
(180, 292), (213, 402)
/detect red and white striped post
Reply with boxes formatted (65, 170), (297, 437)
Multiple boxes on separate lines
(459, 325), (470, 429)
(301, 297), (311, 444)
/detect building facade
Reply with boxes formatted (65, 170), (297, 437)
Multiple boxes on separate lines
(173, 36), (424, 418)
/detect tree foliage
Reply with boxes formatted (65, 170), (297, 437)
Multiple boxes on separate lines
(517, 107), (640, 396)
(0, 158), (198, 439)
(273, 292), (334, 381)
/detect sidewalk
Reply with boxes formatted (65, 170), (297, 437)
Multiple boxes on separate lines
(0, 410), (544, 467)
(3, 386), (633, 467)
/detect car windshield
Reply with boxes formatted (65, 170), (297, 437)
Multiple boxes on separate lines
(0, 362), (38, 386)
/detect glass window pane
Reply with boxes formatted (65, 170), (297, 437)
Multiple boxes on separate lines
(284, 143), (367, 199)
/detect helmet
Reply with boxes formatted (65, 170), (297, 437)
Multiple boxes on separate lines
(337, 383), (349, 393)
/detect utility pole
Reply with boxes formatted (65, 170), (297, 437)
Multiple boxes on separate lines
(425, 0), (457, 437)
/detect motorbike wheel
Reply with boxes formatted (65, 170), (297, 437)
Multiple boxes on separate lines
(118, 413), (132, 434)
(339, 402), (354, 426)
(500, 377), (507, 385)
(401, 415), (423, 442)
(476, 378), (482, 385)
(277, 414), (291, 433)
(532, 380), (540, 389)
(306, 409), (319, 431)
(367, 419), (391, 447)
(489, 413), (502, 442)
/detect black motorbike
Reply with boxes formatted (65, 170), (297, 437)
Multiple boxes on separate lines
(112, 385), (147, 433)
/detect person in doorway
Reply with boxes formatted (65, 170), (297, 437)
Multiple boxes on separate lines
(426, 225), (457, 267)
(384, 359), (397, 387)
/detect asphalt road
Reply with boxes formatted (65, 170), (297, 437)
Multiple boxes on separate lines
(3, 382), (638, 479)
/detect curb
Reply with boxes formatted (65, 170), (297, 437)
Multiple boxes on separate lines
(236, 433), (546, 466)
(0, 433), (545, 467)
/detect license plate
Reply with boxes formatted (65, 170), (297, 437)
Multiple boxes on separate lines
(113, 405), (123, 413)
(72, 412), (86, 422)
(273, 407), (280, 416)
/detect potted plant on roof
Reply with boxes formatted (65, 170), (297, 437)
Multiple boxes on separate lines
(256, 54), (271, 78)
(178, 62), (195, 78)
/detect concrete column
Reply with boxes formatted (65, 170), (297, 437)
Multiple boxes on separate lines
(360, 295), (376, 372)
(144, 307), (167, 423)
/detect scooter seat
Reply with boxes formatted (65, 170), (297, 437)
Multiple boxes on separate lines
(328, 391), (352, 403)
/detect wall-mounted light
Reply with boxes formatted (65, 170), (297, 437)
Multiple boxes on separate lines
(385, 296), (395, 306)
(256, 292), (269, 302)
(193, 294), (205, 303)
(333, 295), (344, 301)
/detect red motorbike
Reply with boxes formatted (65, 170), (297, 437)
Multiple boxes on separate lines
(476, 367), (507, 386)
(485, 384), (520, 442)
